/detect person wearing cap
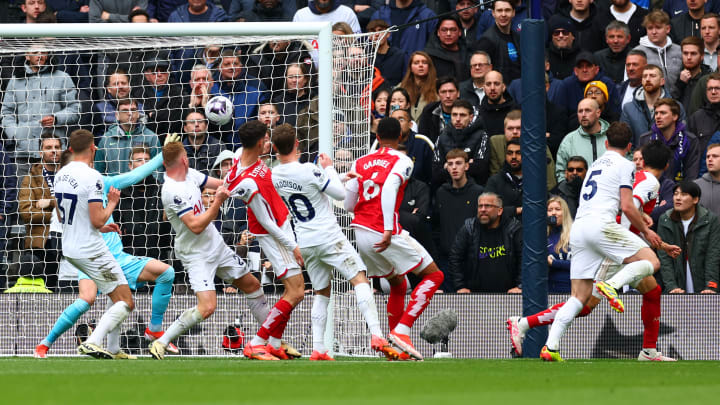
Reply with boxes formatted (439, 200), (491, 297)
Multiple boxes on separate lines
(591, 0), (648, 50)
(547, 15), (581, 81)
(594, 21), (633, 84)
(140, 57), (185, 142)
(584, 80), (619, 122)
(551, 0), (604, 52)
(634, 10), (683, 96)
(424, 14), (470, 82)
(549, 51), (619, 114)
(657, 180), (720, 294)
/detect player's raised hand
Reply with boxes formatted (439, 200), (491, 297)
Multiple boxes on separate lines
(214, 186), (230, 203)
(99, 223), (122, 234)
(107, 187), (121, 206)
(164, 132), (181, 145)
(317, 153), (333, 168)
(373, 230), (392, 253)
(661, 242), (682, 259)
(643, 229), (662, 249)
(292, 246), (305, 268)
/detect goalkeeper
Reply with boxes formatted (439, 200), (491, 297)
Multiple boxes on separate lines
(34, 134), (181, 359)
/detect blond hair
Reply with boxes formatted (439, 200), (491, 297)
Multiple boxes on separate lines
(548, 196), (573, 254)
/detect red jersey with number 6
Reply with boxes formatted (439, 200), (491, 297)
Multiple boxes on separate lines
(617, 169), (659, 234)
(350, 147), (413, 234)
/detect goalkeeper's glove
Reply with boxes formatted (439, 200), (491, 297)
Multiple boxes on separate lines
(164, 132), (181, 146)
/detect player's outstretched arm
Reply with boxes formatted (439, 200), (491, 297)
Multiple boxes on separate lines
(180, 185), (229, 234)
(89, 186), (120, 229)
(103, 133), (179, 192)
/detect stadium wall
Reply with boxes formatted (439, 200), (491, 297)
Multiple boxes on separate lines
(1, 294), (716, 360)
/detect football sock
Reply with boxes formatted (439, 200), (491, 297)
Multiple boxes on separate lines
(642, 285), (662, 349)
(268, 337), (282, 349)
(578, 305), (593, 317)
(245, 288), (270, 325)
(545, 297), (583, 351)
(606, 260), (654, 290)
(43, 298), (91, 347)
(354, 282), (382, 336)
(526, 302), (564, 329)
(149, 266), (174, 332)
(256, 299), (293, 343)
(387, 277), (407, 331)
(397, 270), (444, 331)
(311, 295), (330, 353)
(159, 306), (203, 346)
(107, 324), (120, 354)
(86, 301), (131, 346)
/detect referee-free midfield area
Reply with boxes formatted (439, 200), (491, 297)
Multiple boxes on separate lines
(1, 358), (718, 405)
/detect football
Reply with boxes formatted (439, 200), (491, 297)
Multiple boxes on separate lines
(205, 95), (234, 125)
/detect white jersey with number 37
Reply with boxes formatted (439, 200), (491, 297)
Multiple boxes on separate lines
(575, 150), (635, 223)
(271, 161), (345, 248)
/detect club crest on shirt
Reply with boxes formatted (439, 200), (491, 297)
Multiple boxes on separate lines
(174, 195), (183, 205)
(312, 169), (322, 178)
(95, 180), (102, 191)
(405, 166), (411, 176)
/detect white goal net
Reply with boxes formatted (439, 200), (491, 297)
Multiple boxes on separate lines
(0, 22), (385, 357)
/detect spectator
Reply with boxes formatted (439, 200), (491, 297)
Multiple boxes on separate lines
(129, 7), (151, 22)
(295, 97), (320, 162)
(210, 49), (269, 148)
(145, 0), (184, 22)
(551, 0), (603, 52)
(592, 0), (648, 50)
(370, 0), (437, 55)
(658, 180), (720, 293)
(21, 0), (47, 23)
(391, 108), (434, 185)
(459, 50), (493, 109)
(0, 141), (18, 273)
(95, 98), (161, 176)
(272, 62), (314, 127)
(478, 70), (517, 137)
(417, 76), (460, 143)
(546, 196), (573, 293)
(433, 148), (484, 271)
(247, 40), (313, 95)
(701, 13), (720, 69)
(547, 15), (581, 81)
(92, 68), (142, 136)
(689, 73), (720, 162)
(293, 0), (360, 33)
(338, 46), (388, 136)
(424, 14), (470, 83)
(664, 0), (720, 16)
(90, 0), (147, 23)
(210, 149), (250, 247)
(399, 51), (439, 121)
(367, 19), (407, 87)
(115, 146), (172, 259)
(633, 147), (645, 171)
(233, 0), (291, 22)
(433, 99), (490, 187)
(17, 132), (61, 288)
(638, 98), (700, 181)
(456, 0), (481, 48)
(1, 48), (80, 177)
(545, 71), (576, 158)
(585, 80), (620, 122)
(167, 0), (227, 22)
(618, 50), (649, 108)
(670, 0), (705, 43)
(621, 64), (673, 146)
(550, 155), (588, 218)
(674, 36), (713, 112)
(389, 87), (419, 132)
(594, 21), (633, 85)
(556, 98), (610, 183)
(695, 143), (720, 214)
(488, 109), (556, 190)
(634, 10), (683, 96)
(47, 0), (90, 22)
(472, 0), (521, 83)
(182, 110), (223, 176)
(140, 57), (185, 141)
(448, 192), (522, 293)
(486, 138), (523, 218)
(549, 51), (619, 115)
(257, 102), (281, 130)
(370, 88), (390, 138)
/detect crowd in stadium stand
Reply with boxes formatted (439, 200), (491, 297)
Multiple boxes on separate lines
(1, 0), (719, 296)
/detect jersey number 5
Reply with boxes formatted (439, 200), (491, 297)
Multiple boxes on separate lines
(582, 170), (602, 201)
(56, 192), (78, 225)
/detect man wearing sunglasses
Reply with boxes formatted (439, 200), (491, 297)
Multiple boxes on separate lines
(547, 15), (580, 81)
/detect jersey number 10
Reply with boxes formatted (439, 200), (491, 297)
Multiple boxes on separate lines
(282, 194), (315, 222)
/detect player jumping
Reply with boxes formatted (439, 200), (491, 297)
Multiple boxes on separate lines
(344, 117), (445, 361)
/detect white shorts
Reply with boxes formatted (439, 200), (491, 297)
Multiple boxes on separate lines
(570, 220), (647, 280)
(256, 221), (302, 280)
(354, 227), (433, 278)
(184, 245), (249, 293)
(65, 250), (127, 295)
(301, 238), (365, 290)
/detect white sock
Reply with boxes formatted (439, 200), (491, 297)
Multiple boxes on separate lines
(394, 323), (411, 335)
(159, 307), (203, 346)
(245, 289), (270, 325)
(86, 301), (130, 346)
(518, 317), (530, 334)
(107, 325), (121, 354)
(311, 294), (329, 352)
(268, 337), (282, 349)
(545, 297), (583, 351)
(606, 260), (654, 290)
(250, 336), (266, 346)
(354, 283), (382, 336)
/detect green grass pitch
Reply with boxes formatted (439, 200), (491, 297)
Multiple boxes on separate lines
(2, 357), (719, 404)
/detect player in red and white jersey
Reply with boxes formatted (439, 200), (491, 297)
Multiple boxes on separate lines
(345, 117), (445, 361)
(224, 120), (305, 361)
(506, 140), (681, 361)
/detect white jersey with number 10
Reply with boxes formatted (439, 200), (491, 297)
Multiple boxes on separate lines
(575, 150), (635, 223)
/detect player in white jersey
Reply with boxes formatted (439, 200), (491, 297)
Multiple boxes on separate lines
(270, 124), (396, 361)
(52, 130), (133, 359)
(540, 122), (664, 362)
(149, 142), (273, 360)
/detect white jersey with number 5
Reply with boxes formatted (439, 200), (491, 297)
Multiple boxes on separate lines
(575, 150), (635, 223)
(271, 161), (345, 248)
(53, 161), (108, 259)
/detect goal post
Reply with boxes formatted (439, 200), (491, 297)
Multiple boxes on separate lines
(0, 22), (385, 357)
